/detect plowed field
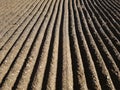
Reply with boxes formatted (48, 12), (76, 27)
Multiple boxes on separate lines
(0, 0), (120, 90)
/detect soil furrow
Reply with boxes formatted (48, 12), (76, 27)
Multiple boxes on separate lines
(0, 0), (24, 21)
(0, 0), (48, 83)
(0, 0), (40, 49)
(99, 0), (120, 19)
(0, 0), (33, 32)
(43, 0), (63, 89)
(73, 0), (101, 89)
(83, 0), (120, 89)
(0, 0), (37, 38)
(92, 0), (120, 34)
(0, 0), (50, 89)
(61, 0), (74, 90)
(0, 0), (47, 63)
(69, 0), (88, 89)
(79, 0), (118, 89)
(0, 0), (120, 89)
(16, 0), (58, 89)
(102, 0), (120, 18)
(0, 0), (44, 49)
(105, 0), (120, 12)
(86, 0), (120, 69)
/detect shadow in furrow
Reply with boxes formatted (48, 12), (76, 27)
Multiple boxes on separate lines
(41, 5), (59, 89)
(56, 1), (64, 89)
(41, 27), (55, 90)
(0, 15), (36, 88)
(68, 1), (81, 89)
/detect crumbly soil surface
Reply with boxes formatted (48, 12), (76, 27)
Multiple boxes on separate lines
(0, 0), (120, 90)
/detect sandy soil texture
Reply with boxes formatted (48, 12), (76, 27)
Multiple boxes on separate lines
(0, 0), (120, 90)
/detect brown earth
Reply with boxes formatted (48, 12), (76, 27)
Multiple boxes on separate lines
(0, 0), (120, 90)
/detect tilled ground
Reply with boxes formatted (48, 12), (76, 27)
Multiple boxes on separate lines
(0, 0), (120, 90)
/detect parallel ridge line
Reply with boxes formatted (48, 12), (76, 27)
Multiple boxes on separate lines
(0, 0), (120, 89)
